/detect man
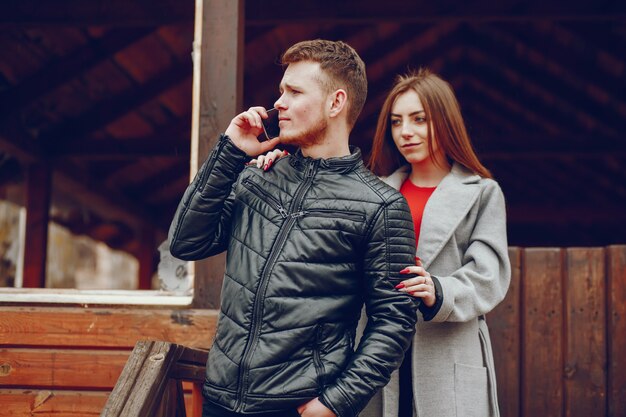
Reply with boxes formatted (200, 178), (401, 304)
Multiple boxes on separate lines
(169, 40), (418, 417)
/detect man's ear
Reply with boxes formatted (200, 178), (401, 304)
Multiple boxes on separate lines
(328, 89), (347, 118)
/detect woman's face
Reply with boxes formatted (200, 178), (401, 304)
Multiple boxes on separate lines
(389, 89), (442, 166)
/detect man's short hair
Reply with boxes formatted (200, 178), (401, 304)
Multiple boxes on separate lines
(281, 39), (367, 129)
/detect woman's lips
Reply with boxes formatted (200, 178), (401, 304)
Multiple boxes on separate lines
(402, 143), (422, 148)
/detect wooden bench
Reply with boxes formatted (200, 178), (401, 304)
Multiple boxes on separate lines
(101, 341), (208, 417)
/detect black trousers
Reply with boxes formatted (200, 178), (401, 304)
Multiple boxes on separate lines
(202, 399), (300, 417)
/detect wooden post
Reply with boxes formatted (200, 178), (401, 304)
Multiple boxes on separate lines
(22, 162), (51, 288)
(189, 0), (244, 308)
(138, 228), (155, 289)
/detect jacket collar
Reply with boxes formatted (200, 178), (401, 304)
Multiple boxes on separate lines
(289, 146), (364, 174)
(382, 163), (482, 268)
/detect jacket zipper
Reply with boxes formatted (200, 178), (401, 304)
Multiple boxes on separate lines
(242, 178), (288, 218)
(234, 160), (319, 411)
(312, 324), (327, 390)
(303, 208), (365, 222)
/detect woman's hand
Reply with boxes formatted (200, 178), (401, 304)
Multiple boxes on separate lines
(297, 397), (336, 417)
(225, 107), (281, 156)
(248, 148), (288, 170)
(395, 258), (436, 307)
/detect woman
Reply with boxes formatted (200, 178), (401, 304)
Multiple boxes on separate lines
(254, 69), (510, 417)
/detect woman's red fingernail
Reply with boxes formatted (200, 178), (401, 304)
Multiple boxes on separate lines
(399, 268), (410, 274)
(395, 283), (405, 289)
(284, 150), (289, 155)
(263, 164), (268, 171)
(415, 256), (421, 261)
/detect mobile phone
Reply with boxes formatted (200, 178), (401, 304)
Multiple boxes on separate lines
(261, 108), (280, 140)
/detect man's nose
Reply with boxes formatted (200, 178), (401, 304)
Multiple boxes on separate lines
(274, 95), (286, 110)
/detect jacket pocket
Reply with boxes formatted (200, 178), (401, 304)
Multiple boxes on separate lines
(454, 363), (489, 417)
(312, 323), (327, 390)
(304, 208), (365, 222)
(242, 177), (288, 218)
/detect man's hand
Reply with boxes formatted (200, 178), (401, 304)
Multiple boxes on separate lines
(225, 107), (281, 156)
(297, 397), (336, 417)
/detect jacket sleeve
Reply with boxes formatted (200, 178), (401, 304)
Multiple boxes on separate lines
(168, 135), (248, 261)
(431, 181), (511, 322)
(319, 195), (419, 417)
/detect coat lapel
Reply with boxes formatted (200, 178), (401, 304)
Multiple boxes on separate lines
(383, 163), (482, 269)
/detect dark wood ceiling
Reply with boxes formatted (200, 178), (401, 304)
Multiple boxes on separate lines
(0, 0), (625, 263)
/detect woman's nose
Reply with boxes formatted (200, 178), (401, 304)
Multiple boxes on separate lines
(401, 123), (413, 137)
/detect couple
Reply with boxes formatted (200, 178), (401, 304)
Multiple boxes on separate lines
(169, 39), (510, 417)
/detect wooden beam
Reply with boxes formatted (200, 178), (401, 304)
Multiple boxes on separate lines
(0, 0), (194, 26)
(51, 138), (190, 159)
(507, 204), (626, 224)
(52, 164), (164, 236)
(188, 0), (244, 309)
(0, 307), (216, 348)
(138, 228), (155, 290)
(2, 0), (624, 26)
(43, 65), (191, 149)
(52, 117), (190, 159)
(22, 162), (51, 288)
(0, 27), (154, 120)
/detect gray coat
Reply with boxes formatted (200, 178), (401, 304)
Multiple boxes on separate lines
(359, 163), (511, 417)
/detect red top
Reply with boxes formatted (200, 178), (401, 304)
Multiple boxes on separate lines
(399, 178), (437, 246)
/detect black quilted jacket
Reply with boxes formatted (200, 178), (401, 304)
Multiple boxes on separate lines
(169, 135), (419, 417)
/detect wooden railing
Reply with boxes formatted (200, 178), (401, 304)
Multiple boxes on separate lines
(1, 246), (625, 417)
(101, 341), (207, 417)
(488, 246), (626, 417)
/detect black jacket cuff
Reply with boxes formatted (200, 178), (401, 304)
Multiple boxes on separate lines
(418, 275), (443, 321)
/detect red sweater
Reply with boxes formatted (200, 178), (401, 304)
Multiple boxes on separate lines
(399, 178), (437, 246)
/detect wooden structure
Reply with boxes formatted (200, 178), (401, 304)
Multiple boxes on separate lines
(102, 341), (208, 417)
(0, 1), (625, 417)
(0, 308), (216, 416)
(1, 246), (625, 416)
(0, 1), (625, 291)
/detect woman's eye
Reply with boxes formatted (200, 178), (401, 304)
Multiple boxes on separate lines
(390, 119), (401, 126)
(415, 116), (426, 123)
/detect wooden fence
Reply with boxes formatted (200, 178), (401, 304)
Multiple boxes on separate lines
(488, 246), (625, 417)
(0, 246), (624, 416)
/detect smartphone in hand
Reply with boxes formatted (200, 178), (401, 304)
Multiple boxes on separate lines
(261, 108), (280, 140)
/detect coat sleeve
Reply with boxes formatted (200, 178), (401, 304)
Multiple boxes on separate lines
(431, 180), (511, 322)
(168, 135), (248, 261)
(319, 195), (419, 417)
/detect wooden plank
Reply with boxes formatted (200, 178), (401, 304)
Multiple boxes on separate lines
(0, 389), (108, 416)
(190, 0), (244, 308)
(0, 348), (128, 389)
(488, 247), (520, 417)
(117, 342), (182, 416)
(0, 389), (196, 417)
(101, 341), (153, 416)
(0, 308), (216, 349)
(607, 245), (626, 417)
(522, 248), (564, 417)
(564, 248), (607, 417)
(23, 163), (51, 288)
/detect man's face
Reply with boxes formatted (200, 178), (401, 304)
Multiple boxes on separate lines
(273, 61), (330, 146)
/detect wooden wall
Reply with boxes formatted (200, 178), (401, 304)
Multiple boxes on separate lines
(0, 308), (216, 416)
(489, 246), (626, 417)
(0, 245), (625, 416)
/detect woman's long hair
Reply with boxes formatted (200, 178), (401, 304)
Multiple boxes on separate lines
(368, 69), (491, 178)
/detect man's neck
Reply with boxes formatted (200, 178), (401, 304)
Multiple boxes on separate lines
(300, 124), (351, 159)
(300, 140), (351, 159)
